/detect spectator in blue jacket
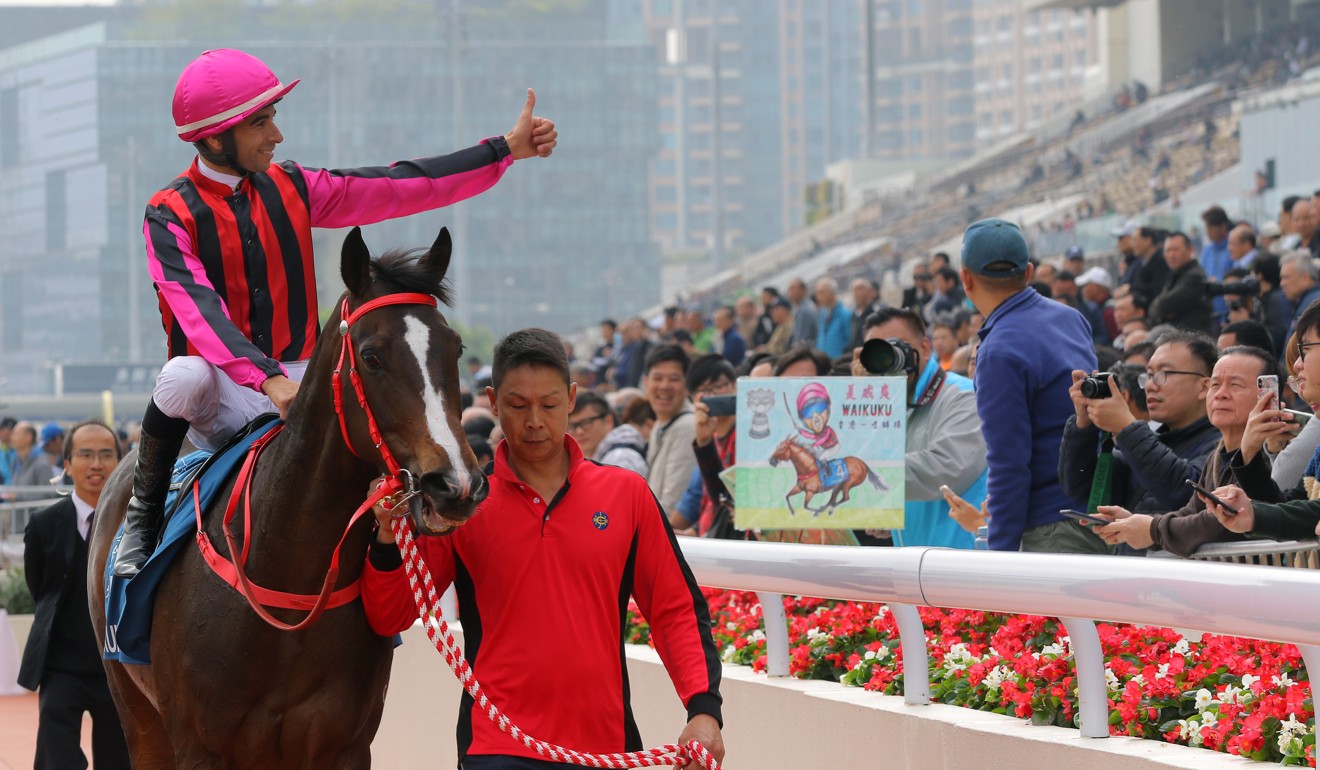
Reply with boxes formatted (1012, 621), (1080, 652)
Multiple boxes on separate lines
(962, 218), (1102, 553)
(814, 277), (851, 358)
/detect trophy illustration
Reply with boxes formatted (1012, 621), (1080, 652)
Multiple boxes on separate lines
(746, 388), (775, 440)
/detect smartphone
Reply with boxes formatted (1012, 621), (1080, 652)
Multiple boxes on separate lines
(702, 394), (737, 417)
(1059, 509), (1109, 526)
(1283, 408), (1314, 426)
(1258, 374), (1280, 411)
(1185, 478), (1238, 515)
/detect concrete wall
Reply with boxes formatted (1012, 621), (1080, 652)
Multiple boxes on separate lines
(3, 616), (1260, 768)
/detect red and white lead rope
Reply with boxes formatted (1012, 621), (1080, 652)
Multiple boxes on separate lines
(392, 517), (723, 769)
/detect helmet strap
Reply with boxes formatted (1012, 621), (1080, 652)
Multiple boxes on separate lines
(193, 131), (253, 178)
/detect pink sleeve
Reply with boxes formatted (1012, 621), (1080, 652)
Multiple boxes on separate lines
(144, 207), (285, 391)
(300, 137), (514, 229)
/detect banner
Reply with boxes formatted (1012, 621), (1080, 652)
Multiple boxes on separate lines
(734, 377), (906, 531)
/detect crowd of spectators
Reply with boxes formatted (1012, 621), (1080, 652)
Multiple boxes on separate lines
(444, 191), (1320, 558)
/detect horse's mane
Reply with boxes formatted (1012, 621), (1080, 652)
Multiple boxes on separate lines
(371, 248), (455, 307)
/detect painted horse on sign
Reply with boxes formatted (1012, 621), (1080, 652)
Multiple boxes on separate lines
(89, 226), (484, 769)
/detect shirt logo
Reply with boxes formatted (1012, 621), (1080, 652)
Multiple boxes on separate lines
(592, 511), (609, 531)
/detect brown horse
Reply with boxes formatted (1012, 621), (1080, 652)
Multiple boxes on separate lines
(769, 436), (887, 516)
(88, 226), (485, 769)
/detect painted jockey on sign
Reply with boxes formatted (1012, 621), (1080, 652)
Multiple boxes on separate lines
(796, 383), (840, 462)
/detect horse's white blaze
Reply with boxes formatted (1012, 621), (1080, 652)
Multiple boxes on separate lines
(404, 316), (470, 493)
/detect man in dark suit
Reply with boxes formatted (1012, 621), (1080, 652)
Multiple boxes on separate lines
(20, 419), (131, 770)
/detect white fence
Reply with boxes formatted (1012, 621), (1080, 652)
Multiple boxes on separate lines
(677, 539), (1320, 739)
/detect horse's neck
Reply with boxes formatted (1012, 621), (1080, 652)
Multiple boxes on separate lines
(788, 444), (816, 473)
(241, 363), (377, 578)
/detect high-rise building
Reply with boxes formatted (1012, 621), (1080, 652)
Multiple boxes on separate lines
(644, 0), (864, 263)
(864, 0), (977, 161)
(863, 0), (1096, 161)
(0, 2), (658, 394)
(973, 2), (1098, 143)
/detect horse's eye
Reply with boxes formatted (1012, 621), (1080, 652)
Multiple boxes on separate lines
(360, 350), (383, 370)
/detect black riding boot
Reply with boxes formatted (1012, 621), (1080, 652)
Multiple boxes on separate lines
(113, 401), (189, 578)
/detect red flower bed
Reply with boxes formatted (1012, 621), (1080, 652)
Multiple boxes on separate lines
(628, 590), (1316, 766)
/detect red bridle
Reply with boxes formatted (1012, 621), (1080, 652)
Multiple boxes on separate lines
(198, 291), (441, 631)
(332, 292), (440, 507)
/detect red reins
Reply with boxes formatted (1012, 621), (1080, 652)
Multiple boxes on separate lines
(197, 291), (439, 630)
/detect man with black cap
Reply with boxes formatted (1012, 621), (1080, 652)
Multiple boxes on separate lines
(961, 218), (1104, 554)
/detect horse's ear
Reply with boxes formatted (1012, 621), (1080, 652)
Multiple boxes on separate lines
(426, 227), (452, 282)
(340, 226), (372, 296)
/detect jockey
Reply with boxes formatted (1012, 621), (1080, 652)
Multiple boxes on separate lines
(113, 49), (558, 577)
(795, 382), (840, 462)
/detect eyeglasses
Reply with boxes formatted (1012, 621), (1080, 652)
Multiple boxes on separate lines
(1137, 369), (1207, 389)
(568, 413), (607, 432)
(694, 379), (733, 398)
(73, 449), (118, 462)
(1298, 340), (1320, 363)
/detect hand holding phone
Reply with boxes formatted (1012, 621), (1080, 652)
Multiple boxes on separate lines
(701, 394), (737, 417)
(1059, 509), (1109, 526)
(1257, 374), (1280, 412)
(1186, 478), (1238, 515)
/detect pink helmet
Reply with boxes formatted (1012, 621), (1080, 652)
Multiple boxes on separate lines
(172, 49), (299, 143)
(796, 382), (830, 414)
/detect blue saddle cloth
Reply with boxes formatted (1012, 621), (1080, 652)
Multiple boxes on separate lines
(817, 458), (849, 489)
(103, 417), (281, 664)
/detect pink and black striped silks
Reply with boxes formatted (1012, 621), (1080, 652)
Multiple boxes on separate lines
(143, 136), (513, 391)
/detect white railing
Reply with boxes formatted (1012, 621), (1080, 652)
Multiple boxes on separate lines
(677, 539), (1320, 740)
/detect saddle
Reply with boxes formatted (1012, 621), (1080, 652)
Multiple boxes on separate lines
(103, 414), (283, 665)
(817, 458), (849, 489)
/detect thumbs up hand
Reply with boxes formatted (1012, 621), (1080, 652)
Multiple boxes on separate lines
(505, 88), (558, 160)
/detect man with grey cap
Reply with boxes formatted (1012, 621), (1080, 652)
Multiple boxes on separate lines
(961, 218), (1104, 553)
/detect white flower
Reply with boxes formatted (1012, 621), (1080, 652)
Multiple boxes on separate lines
(1220, 684), (1245, 704)
(875, 606), (889, 619)
(875, 646), (891, 660)
(1172, 638), (1191, 656)
(1105, 669), (1120, 691)
(721, 646), (736, 663)
(1129, 673), (1145, 687)
(1277, 732), (1300, 755)
(1155, 663), (1170, 680)
(726, 621), (737, 631)
(1177, 718), (1204, 747)
(1201, 710), (1219, 728)
(1240, 673), (1259, 689)
(749, 629), (766, 643)
(1194, 688), (1216, 712)
(1279, 713), (1307, 738)
(864, 650), (877, 661)
(1273, 673), (1296, 689)
(983, 665), (1009, 691)
(1041, 642), (1067, 657)
(988, 646), (1000, 658)
(806, 627), (829, 644)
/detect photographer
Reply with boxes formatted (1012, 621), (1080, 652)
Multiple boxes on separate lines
(1059, 332), (1219, 532)
(688, 354), (740, 537)
(851, 307), (986, 548)
(1208, 267), (1260, 329)
(1252, 255), (1293, 357)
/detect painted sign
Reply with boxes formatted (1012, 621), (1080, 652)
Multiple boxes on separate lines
(734, 377), (906, 531)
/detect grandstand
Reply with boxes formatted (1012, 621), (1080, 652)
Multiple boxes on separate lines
(638, 14), (1320, 324)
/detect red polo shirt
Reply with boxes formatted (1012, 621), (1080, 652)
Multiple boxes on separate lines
(362, 437), (722, 763)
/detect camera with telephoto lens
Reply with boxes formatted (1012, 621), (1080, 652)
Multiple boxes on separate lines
(859, 337), (920, 376)
(1204, 277), (1261, 297)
